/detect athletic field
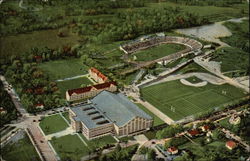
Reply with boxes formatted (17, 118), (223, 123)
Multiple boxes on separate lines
(141, 80), (246, 121)
(131, 43), (186, 61)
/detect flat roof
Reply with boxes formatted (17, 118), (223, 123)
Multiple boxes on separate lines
(70, 104), (112, 129)
(92, 91), (152, 127)
(70, 91), (152, 129)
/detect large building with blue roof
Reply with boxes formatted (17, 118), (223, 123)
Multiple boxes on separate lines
(69, 91), (153, 140)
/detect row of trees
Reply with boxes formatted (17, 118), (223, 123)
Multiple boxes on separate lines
(4, 60), (65, 113)
(94, 7), (209, 42)
(221, 20), (249, 53)
(0, 82), (18, 127)
(98, 144), (138, 161)
(139, 146), (157, 160)
(168, 0), (245, 7)
(156, 124), (185, 139)
(0, 0), (146, 36)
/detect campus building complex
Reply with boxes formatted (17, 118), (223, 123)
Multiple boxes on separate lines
(89, 67), (108, 83)
(66, 81), (117, 101)
(69, 91), (153, 140)
(66, 67), (116, 101)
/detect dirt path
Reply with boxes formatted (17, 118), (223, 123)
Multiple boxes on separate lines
(146, 72), (226, 88)
(136, 99), (175, 125)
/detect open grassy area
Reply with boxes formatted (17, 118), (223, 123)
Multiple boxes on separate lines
(38, 58), (89, 80)
(141, 80), (246, 121)
(62, 112), (70, 123)
(176, 61), (209, 74)
(132, 43), (186, 62)
(50, 134), (89, 161)
(39, 114), (69, 135)
(220, 20), (249, 53)
(212, 47), (249, 77)
(57, 76), (93, 99)
(79, 134), (117, 150)
(2, 134), (40, 161)
(0, 28), (80, 59)
(185, 76), (203, 84)
(136, 103), (165, 126)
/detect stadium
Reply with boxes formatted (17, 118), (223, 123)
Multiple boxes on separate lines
(119, 35), (203, 75)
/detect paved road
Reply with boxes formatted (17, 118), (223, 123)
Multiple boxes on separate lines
(0, 75), (27, 116)
(220, 127), (250, 152)
(194, 57), (249, 93)
(1, 75), (58, 161)
(28, 121), (58, 161)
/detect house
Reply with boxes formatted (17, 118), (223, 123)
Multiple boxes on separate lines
(167, 147), (178, 155)
(69, 91), (153, 140)
(226, 140), (237, 150)
(34, 55), (42, 63)
(0, 107), (7, 115)
(35, 103), (44, 109)
(187, 129), (200, 137)
(66, 81), (117, 101)
(229, 114), (241, 125)
(89, 68), (108, 83)
(201, 125), (211, 132)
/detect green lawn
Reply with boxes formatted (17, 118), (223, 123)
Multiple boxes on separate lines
(141, 80), (246, 121)
(132, 43), (186, 61)
(61, 112), (71, 123)
(50, 134), (89, 161)
(39, 114), (69, 135)
(136, 103), (165, 126)
(212, 47), (249, 77)
(57, 77), (93, 99)
(0, 28), (80, 59)
(2, 134), (40, 161)
(176, 62), (209, 74)
(38, 58), (89, 80)
(79, 134), (117, 150)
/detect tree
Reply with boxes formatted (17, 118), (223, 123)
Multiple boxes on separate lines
(116, 144), (122, 151)
(174, 152), (193, 161)
(147, 149), (156, 160)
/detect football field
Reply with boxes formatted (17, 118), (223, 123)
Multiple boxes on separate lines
(141, 80), (246, 121)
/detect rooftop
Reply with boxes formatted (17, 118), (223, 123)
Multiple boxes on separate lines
(226, 140), (237, 148)
(187, 129), (200, 136)
(70, 91), (152, 128)
(91, 91), (152, 127)
(67, 81), (116, 96)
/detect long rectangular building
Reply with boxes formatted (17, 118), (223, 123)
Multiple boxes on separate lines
(66, 81), (117, 101)
(69, 91), (153, 140)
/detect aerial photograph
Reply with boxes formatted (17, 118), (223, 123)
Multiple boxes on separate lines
(0, 0), (249, 161)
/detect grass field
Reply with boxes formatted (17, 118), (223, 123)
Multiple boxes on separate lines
(79, 134), (117, 150)
(136, 103), (165, 126)
(62, 112), (70, 123)
(141, 80), (246, 121)
(50, 134), (89, 161)
(38, 58), (89, 80)
(212, 47), (249, 77)
(57, 76), (93, 99)
(2, 134), (40, 161)
(0, 28), (80, 59)
(132, 43), (186, 61)
(39, 114), (69, 135)
(185, 76), (203, 84)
